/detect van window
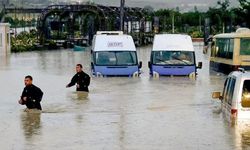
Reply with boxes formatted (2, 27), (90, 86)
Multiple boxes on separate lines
(241, 80), (250, 107)
(213, 38), (234, 59)
(95, 51), (137, 66)
(223, 77), (236, 105)
(222, 78), (229, 101)
(152, 51), (195, 65)
(240, 38), (250, 55)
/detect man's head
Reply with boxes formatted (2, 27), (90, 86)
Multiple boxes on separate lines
(76, 64), (83, 73)
(24, 75), (33, 86)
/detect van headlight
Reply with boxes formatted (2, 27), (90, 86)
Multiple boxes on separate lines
(133, 71), (139, 77)
(153, 71), (160, 78)
(96, 72), (103, 77)
(189, 72), (196, 79)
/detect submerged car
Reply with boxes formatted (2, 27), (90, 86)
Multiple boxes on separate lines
(212, 70), (250, 124)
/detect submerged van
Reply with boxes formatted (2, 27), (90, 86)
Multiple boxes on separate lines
(148, 34), (202, 77)
(212, 70), (250, 124)
(91, 31), (142, 77)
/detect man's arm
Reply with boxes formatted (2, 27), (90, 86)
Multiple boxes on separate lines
(67, 74), (77, 88)
(85, 75), (90, 87)
(19, 88), (26, 105)
(33, 87), (43, 102)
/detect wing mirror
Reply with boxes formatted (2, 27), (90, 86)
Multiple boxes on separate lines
(148, 61), (152, 69)
(197, 62), (202, 69)
(212, 92), (223, 100)
(138, 61), (142, 69)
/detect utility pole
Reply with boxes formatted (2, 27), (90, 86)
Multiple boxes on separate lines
(172, 12), (175, 33)
(120, 0), (125, 31)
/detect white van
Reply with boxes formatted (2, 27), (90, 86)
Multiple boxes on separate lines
(91, 31), (142, 77)
(212, 70), (250, 124)
(148, 34), (202, 77)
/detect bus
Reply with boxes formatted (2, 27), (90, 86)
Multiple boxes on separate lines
(210, 28), (250, 74)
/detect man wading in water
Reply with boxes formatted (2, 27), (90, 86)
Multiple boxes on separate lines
(66, 64), (90, 92)
(19, 76), (43, 111)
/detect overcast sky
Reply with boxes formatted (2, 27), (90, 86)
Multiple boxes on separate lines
(4, 0), (240, 11)
(78, 0), (239, 11)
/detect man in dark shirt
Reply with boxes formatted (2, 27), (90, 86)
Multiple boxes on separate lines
(66, 64), (90, 92)
(19, 76), (43, 110)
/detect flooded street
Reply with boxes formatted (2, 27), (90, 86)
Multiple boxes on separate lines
(0, 44), (249, 150)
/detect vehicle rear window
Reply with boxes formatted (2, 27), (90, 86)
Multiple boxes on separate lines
(213, 38), (234, 59)
(241, 80), (250, 107)
(222, 77), (236, 105)
(240, 38), (250, 55)
(226, 78), (236, 106)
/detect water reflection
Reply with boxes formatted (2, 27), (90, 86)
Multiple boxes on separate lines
(69, 91), (89, 124)
(241, 129), (250, 149)
(67, 91), (89, 102)
(0, 55), (10, 69)
(20, 111), (42, 140)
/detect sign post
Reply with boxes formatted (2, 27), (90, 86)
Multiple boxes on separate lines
(120, 0), (125, 31)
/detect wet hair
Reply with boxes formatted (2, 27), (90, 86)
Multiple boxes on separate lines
(76, 64), (83, 68)
(25, 75), (33, 81)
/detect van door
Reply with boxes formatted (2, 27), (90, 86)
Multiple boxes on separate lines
(238, 80), (250, 120)
(222, 77), (237, 122)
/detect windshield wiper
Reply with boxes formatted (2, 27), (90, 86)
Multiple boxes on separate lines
(172, 56), (190, 65)
(156, 58), (171, 64)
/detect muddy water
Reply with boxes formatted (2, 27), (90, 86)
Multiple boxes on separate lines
(0, 44), (249, 150)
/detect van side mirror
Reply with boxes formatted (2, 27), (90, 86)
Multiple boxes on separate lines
(197, 62), (202, 69)
(148, 61), (152, 69)
(91, 62), (94, 70)
(212, 92), (222, 100)
(138, 61), (142, 69)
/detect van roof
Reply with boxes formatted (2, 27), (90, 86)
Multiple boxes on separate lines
(229, 71), (250, 80)
(92, 34), (136, 52)
(96, 31), (124, 35)
(152, 34), (194, 52)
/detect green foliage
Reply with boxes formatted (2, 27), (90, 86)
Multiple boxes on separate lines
(234, 0), (250, 27)
(11, 30), (38, 52)
(190, 31), (204, 38)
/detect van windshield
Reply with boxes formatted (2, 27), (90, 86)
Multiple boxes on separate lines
(95, 51), (137, 66)
(152, 51), (195, 65)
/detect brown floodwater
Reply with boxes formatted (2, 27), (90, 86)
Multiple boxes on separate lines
(0, 44), (249, 150)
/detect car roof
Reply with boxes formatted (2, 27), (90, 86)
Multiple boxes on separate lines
(152, 34), (194, 52)
(229, 71), (250, 81)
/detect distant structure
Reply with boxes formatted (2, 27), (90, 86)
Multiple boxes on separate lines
(36, 4), (154, 47)
(3, 4), (155, 47)
(0, 23), (11, 55)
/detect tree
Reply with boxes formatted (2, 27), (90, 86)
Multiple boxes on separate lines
(234, 0), (250, 27)
(206, 0), (232, 33)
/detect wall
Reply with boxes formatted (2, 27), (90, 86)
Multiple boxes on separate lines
(0, 23), (11, 56)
